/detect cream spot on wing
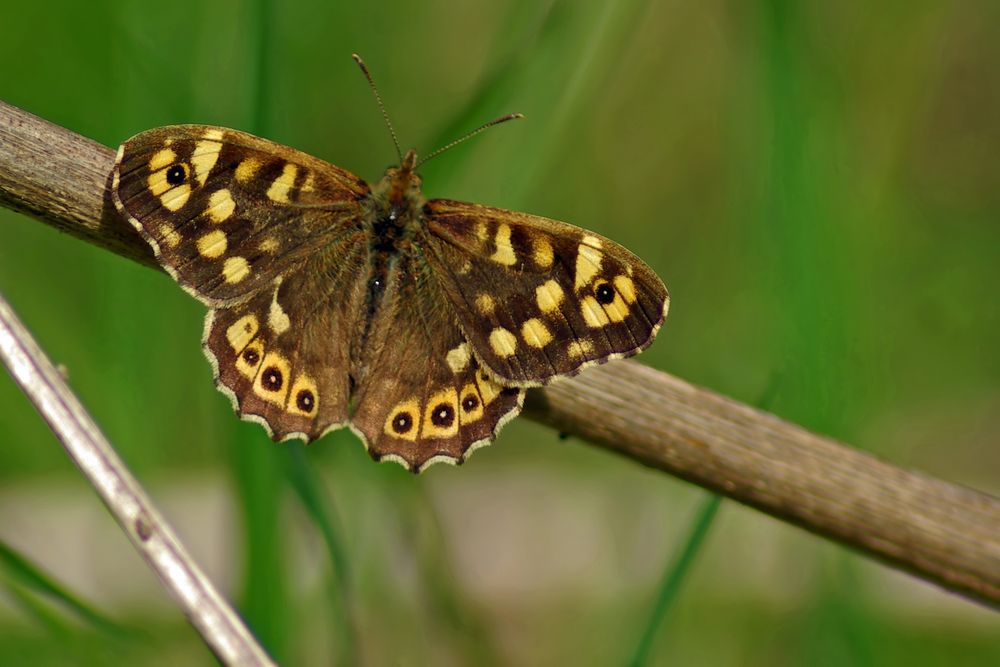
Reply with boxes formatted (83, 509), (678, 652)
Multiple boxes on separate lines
(259, 237), (279, 253)
(613, 274), (637, 304)
(287, 374), (319, 417)
(253, 352), (291, 406)
(158, 223), (181, 248)
(148, 168), (171, 197)
(235, 339), (264, 379)
(535, 280), (565, 314)
(567, 339), (594, 359)
(268, 281), (290, 334)
(474, 369), (501, 404)
(191, 139), (222, 186)
(301, 171), (315, 192)
(203, 129), (224, 141)
(267, 163), (299, 202)
(489, 327), (518, 358)
(581, 295), (611, 327)
(521, 318), (553, 348)
(223, 256), (250, 283)
(148, 163), (190, 201)
(490, 223), (517, 266)
(226, 314), (260, 352)
(197, 229), (228, 258)
(268, 305), (290, 334)
(458, 382), (484, 424)
(148, 148), (176, 171)
(475, 294), (496, 316)
(161, 183), (191, 211)
(532, 236), (554, 268)
(421, 387), (459, 439)
(475, 220), (489, 242)
(601, 294), (630, 323)
(456, 259), (471, 275)
(205, 188), (236, 223)
(574, 239), (603, 289)
(384, 398), (421, 441)
(235, 157), (262, 182)
(446, 342), (471, 374)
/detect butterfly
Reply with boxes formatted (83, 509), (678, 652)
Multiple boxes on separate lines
(111, 62), (669, 472)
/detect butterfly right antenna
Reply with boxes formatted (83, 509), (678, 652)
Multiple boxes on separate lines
(417, 113), (524, 168)
(352, 53), (403, 164)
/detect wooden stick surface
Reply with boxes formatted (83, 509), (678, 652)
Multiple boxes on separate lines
(2, 99), (998, 609)
(526, 364), (999, 606)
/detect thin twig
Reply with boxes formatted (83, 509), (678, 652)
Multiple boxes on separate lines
(0, 292), (275, 666)
(1, 99), (998, 609)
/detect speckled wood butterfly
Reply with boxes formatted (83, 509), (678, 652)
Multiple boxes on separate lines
(111, 60), (669, 471)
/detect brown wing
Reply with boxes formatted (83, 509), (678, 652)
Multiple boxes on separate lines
(112, 124), (368, 306)
(349, 251), (524, 472)
(202, 234), (369, 440)
(115, 124), (372, 438)
(421, 199), (669, 386)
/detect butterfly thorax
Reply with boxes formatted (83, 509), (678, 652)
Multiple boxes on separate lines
(362, 149), (427, 322)
(367, 149), (425, 247)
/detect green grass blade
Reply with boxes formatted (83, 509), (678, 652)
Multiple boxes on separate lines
(626, 493), (723, 667)
(422, 0), (562, 165)
(227, 0), (290, 659)
(628, 375), (784, 665)
(0, 539), (132, 638)
(249, 0), (275, 136)
(1, 579), (73, 641)
(509, 0), (653, 203)
(391, 478), (501, 666)
(284, 445), (358, 665)
(227, 439), (289, 659)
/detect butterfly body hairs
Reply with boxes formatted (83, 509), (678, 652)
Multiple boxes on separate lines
(111, 58), (669, 471)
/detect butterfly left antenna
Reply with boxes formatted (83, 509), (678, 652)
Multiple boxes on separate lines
(352, 54), (403, 164)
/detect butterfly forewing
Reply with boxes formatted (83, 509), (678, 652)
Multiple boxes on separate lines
(113, 125), (368, 305)
(422, 200), (670, 386)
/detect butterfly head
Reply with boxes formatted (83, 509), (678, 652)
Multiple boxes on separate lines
(377, 148), (424, 211)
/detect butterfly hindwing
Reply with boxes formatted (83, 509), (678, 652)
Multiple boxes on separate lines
(350, 251), (524, 471)
(202, 235), (370, 440)
(112, 124), (368, 305)
(422, 200), (670, 386)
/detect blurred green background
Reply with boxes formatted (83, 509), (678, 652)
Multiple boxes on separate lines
(1, 0), (998, 664)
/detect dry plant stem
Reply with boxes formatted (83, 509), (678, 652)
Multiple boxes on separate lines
(2, 99), (999, 609)
(0, 293), (275, 667)
(0, 101), (155, 268)
(525, 365), (1000, 607)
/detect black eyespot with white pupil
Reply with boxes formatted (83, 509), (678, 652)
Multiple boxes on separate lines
(595, 282), (616, 305)
(166, 165), (187, 185)
(431, 403), (454, 427)
(243, 349), (260, 365)
(392, 412), (413, 434)
(462, 395), (479, 412)
(262, 367), (283, 391)
(296, 389), (314, 412)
